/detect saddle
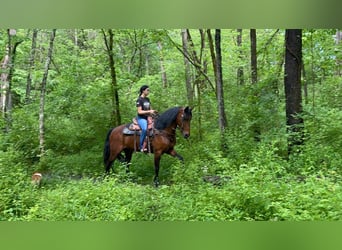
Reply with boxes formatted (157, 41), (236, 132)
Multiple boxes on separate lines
(123, 116), (154, 153)
(122, 116), (154, 136)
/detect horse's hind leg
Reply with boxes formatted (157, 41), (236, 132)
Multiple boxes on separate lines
(105, 160), (114, 174)
(105, 150), (123, 175)
(123, 149), (133, 173)
(117, 153), (125, 163)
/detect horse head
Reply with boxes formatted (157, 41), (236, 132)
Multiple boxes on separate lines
(177, 106), (192, 139)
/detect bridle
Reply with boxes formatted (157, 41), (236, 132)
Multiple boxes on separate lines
(177, 108), (191, 134)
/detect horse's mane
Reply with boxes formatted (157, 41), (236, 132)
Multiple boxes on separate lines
(154, 106), (181, 130)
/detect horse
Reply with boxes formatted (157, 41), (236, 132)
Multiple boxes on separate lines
(103, 106), (192, 186)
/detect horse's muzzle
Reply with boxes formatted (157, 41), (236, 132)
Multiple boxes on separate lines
(183, 133), (190, 139)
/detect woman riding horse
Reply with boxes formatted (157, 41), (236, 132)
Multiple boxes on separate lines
(103, 106), (192, 186)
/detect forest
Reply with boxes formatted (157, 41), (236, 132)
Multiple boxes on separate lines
(0, 29), (341, 221)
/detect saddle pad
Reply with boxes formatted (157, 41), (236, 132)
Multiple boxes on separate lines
(123, 127), (140, 135)
(123, 127), (153, 136)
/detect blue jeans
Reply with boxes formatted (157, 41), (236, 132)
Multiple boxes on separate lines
(137, 116), (147, 149)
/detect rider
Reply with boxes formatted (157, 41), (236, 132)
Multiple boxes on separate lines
(136, 85), (157, 152)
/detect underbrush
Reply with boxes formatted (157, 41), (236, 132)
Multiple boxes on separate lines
(1, 111), (342, 221)
(0, 149), (39, 221)
(1, 140), (340, 221)
(20, 167), (341, 221)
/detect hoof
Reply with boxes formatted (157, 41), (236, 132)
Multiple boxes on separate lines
(153, 177), (159, 187)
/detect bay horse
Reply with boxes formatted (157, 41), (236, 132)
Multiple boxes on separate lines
(103, 106), (192, 186)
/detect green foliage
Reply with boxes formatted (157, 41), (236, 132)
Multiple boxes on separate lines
(1, 29), (342, 221)
(2, 135), (342, 221)
(20, 156), (342, 221)
(0, 149), (39, 221)
(6, 104), (40, 162)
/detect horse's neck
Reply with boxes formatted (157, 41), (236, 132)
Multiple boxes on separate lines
(159, 122), (177, 136)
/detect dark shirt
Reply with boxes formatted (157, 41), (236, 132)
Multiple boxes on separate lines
(136, 96), (151, 119)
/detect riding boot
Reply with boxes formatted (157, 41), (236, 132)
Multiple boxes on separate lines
(140, 139), (148, 152)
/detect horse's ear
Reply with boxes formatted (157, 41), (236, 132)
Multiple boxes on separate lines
(184, 106), (193, 114)
(185, 106), (193, 111)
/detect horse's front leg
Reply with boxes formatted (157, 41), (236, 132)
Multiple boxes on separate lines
(168, 149), (184, 162)
(153, 152), (162, 187)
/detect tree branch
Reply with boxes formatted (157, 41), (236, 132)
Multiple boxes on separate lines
(165, 31), (215, 90)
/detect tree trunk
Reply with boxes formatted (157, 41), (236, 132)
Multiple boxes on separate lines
(181, 29), (194, 106)
(185, 29), (206, 140)
(102, 29), (121, 126)
(284, 29), (304, 154)
(39, 29), (56, 156)
(250, 29), (257, 84)
(209, 28), (229, 142)
(214, 29), (227, 133)
(336, 30), (342, 76)
(302, 61), (308, 104)
(207, 29), (217, 88)
(237, 29), (244, 85)
(145, 52), (150, 76)
(309, 31), (316, 110)
(1, 29), (23, 132)
(158, 41), (168, 88)
(0, 41), (10, 116)
(250, 29), (261, 141)
(26, 29), (38, 104)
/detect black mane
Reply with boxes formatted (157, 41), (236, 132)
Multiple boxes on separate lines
(154, 107), (181, 130)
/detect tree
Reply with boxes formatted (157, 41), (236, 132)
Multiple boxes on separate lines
(1, 29), (23, 132)
(336, 29), (342, 76)
(214, 29), (227, 133)
(207, 29), (217, 85)
(181, 29), (194, 106)
(284, 29), (304, 154)
(206, 28), (229, 151)
(250, 29), (257, 84)
(249, 29), (261, 141)
(187, 29), (206, 140)
(39, 29), (56, 156)
(178, 29), (211, 140)
(237, 29), (244, 85)
(0, 42), (10, 115)
(102, 29), (121, 126)
(26, 29), (38, 103)
(158, 41), (168, 87)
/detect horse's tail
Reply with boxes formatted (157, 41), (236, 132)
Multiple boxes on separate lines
(103, 128), (114, 165)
